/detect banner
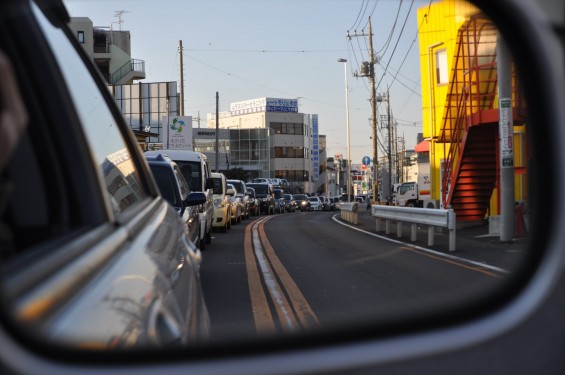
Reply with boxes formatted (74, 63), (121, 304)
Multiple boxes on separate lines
(162, 116), (193, 150)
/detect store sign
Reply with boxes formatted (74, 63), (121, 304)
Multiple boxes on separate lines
(162, 116), (193, 150)
(229, 97), (298, 115)
(312, 114), (319, 180)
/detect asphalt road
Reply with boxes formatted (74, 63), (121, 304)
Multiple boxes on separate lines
(200, 210), (514, 343)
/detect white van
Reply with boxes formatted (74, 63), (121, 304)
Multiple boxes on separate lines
(145, 150), (214, 249)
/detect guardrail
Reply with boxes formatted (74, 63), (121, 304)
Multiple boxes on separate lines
(371, 205), (457, 251)
(339, 202), (359, 224)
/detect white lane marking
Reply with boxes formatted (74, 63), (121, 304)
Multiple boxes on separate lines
(331, 214), (510, 274)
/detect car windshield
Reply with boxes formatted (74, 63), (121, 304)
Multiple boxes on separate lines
(149, 165), (179, 207)
(247, 184), (269, 196)
(175, 160), (201, 193)
(212, 178), (223, 195)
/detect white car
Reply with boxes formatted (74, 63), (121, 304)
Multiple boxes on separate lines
(308, 196), (322, 211)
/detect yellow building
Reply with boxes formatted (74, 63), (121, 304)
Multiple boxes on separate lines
(417, 0), (528, 223)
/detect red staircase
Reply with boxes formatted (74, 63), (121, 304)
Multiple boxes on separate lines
(439, 15), (524, 222)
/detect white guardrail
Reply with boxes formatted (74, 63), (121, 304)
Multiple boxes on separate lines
(371, 205), (457, 251)
(339, 202), (359, 224)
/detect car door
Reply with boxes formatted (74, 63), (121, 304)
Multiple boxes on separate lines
(0, 0), (209, 351)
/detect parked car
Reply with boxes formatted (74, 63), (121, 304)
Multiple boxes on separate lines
(227, 183), (243, 224)
(145, 149), (215, 248)
(227, 179), (250, 219)
(0, 0), (211, 354)
(273, 188), (286, 213)
(284, 194), (297, 212)
(246, 183), (275, 215)
(308, 196), (323, 211)
(211, 172), (232, 232)
(293, 193), (311, 212)
(145, 153), (208, 250)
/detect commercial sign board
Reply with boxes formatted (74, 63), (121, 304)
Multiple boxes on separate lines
(162, 116), (193, 150)
(499, 98), (514, 168)
(229, 97), (298, 115)
(312, 114), (319, 181)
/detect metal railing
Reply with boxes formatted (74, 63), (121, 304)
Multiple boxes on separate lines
(371, 205), (457, 251)
(109, 59), (145, 85)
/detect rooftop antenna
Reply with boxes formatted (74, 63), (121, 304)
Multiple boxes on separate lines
(113, 10), (131, 30)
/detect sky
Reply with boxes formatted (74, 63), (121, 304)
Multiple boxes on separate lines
(63, 0), (431, 165)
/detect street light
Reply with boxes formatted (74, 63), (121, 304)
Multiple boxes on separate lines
(338, 58), (351, 202)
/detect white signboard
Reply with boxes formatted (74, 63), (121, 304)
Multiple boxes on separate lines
(162, 116), (193, 150)
(229, 97), (298, 115)
(499, 98), (513, 168)
(312, 114), (319, 180)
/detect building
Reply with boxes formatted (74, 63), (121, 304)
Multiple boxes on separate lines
(207, 98), (320, 194)
(70, 17), (163, 151)
(109, 81), (179, 144)
(69, 17), (145, 85)
(417, 0), (528, 221)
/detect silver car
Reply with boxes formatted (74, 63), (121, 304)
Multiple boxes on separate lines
(0, 1), (210, 352)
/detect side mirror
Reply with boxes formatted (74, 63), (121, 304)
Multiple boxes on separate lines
(185, 192), (207, 206)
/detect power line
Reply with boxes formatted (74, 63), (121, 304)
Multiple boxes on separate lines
(376, 0), (403, 56)
(376, 0), (415, 92)
(348, 0), (366, 32)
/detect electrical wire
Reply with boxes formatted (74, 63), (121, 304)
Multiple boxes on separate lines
(348, 0), (366, 32)
(376, 0), (415, 92)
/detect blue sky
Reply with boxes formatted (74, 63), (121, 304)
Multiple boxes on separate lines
(63, 0), (430, 164)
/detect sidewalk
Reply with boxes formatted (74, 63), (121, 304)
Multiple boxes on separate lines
(337, 207), (529, 272)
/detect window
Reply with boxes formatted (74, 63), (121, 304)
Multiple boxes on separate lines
(39, 11), (147, 215)
(77, 30), (84, 43)
(435, 49), (448, 85)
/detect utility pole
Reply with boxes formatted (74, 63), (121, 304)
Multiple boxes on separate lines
(215, 92), (219, 172)
(497, 34), (515, 242)
(387, 89), (392, 201)
(179, 40), (185, 116)
(351, 17), (378, 203)
(368, 17), (378, 204)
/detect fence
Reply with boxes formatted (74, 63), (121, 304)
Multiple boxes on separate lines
(371, 205), (457, 251)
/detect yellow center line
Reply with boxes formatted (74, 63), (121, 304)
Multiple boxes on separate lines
(258, 221), (319, 329)
(244, 220), (276, 335)
(244, 216), (319, 335)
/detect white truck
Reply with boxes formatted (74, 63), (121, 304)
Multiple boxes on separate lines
(395, 178), (439, 208)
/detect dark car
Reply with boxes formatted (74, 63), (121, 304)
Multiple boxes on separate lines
(246, 183), (275, 215)
(146, 154), (207, 250)
(246, 187), (259, 216)
(0, 0), (210, 353)
(273, 188), (286, 214)
(293, 193), (311, 212)
(284, 194), (297, 212)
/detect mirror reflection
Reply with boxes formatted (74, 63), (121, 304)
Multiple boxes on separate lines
(0, 0), (531, 350)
